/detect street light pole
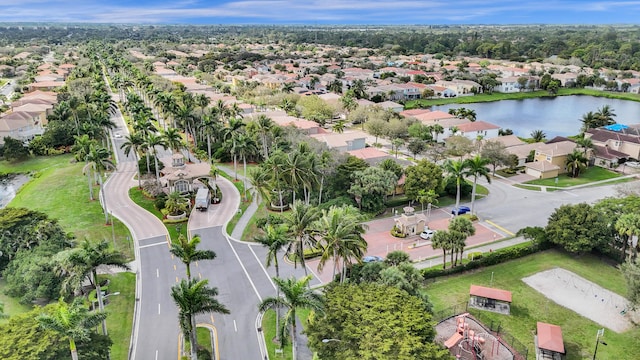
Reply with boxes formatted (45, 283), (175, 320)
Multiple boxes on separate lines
(592, 328), (606, 360)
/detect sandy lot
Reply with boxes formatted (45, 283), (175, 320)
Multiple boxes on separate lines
(522, 268), (640, 333)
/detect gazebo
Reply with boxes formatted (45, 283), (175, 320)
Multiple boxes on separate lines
(535, 322), (565, 360)
(468, 285), (512, 315)
(393, 206), (427, 237)
(161, 154), (211, 194)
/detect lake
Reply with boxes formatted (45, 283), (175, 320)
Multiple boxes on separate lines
(432, 96), (640, 138)
(0, 174), (29, 208)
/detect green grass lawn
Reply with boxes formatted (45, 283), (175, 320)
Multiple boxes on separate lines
(8, 156), (133, 258)
(196, 327), (213, 356)
(0, 279), (32, 322)
(262, 308), (312, 360)
(0, 153), (74, 174)
(524, 167), (620, 187)
(104, 272), (136, 360)
(218, 170), (253, 236)
(425, 249), (639, 360)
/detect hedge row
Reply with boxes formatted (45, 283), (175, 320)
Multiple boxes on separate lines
(421, 241), (548, 280)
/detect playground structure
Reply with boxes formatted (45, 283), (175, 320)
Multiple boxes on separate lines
(437, 313), (515, 360)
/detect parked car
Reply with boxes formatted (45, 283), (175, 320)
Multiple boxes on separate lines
(363, 255), (384, 263)
(626, 161), (640, 168)
(451, 206), (471, 215)
(420, 229), (435, 240)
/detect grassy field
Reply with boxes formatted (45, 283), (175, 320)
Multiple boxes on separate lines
(196, 327), (213, 356)
(262, 308), (312, 360)
(104, 272), (136, 360)
(425, 249), (639, 360)
(524, 167), (621, 187)
(7, 155), (133, 257)
(219, 170), (253, 236)
(405, 88), (640, 108)
(0, 279), (32, 323)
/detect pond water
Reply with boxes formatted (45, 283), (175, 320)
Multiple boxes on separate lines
(0, 174), (29, 208)
(432, 95), (640, 138)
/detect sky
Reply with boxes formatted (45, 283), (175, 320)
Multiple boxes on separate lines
(1, 0), (640, 25)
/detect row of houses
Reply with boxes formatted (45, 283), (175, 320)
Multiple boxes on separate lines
(0, 90), (57, 145)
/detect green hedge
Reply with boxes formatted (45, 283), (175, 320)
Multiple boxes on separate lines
(421, 242), (546, 280)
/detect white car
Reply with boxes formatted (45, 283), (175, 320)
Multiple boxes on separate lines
(626, 161), (640, 168)
(420, 229), (435, 240)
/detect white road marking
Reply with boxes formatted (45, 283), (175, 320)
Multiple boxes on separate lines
(156, 269), (159, 278)
(158, 304), (161, 315)
(155, 350), (158, 360)
(225, 236), (262, 301)
(139, 241), (168, 249)
(233, 319), (237, 332)
(249, 246), (276, 289)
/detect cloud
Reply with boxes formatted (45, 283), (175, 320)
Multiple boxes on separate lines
(0, 0), (639, 24)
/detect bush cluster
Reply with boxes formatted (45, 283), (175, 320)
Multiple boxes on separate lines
(390, 225), (407, 238)
(421, 242), (547, 280)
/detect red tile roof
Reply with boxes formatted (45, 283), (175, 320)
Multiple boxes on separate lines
(469, 285), (512, 302)
(347, 147), (388, 160)
(457, 120), (500, 133)
(537, 322), (565, 353)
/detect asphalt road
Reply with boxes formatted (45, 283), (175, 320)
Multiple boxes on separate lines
(473, 176), (621, 233)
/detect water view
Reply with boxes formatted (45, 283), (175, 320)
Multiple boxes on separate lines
(0, 174), (29, 208)
(433, 95), (640, 138)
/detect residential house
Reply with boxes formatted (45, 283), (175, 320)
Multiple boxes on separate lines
(551, 72), (578, 87)
(585, 128), (640, 159)
(0, 111), (45, 144)
(525, 140), (576, 178)
(435, 80), (481, 96)
(455, 121), (500, 140)
(378, 101), (404, 113)
(495, 77), (521, 93)
(310, 131), (366, 152)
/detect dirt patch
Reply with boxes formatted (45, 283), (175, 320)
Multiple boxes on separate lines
(522, 268), (640, 333)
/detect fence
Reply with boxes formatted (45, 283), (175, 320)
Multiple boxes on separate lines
(434, 302), (529, 360)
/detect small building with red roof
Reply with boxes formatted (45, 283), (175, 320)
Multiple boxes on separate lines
(469, 285), (512, 315)
(535, 322), (565, 359)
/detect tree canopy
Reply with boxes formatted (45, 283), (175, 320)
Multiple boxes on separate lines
(545, 203), (610, 253)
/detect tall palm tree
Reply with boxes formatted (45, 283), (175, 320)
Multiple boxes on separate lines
(315, 205), (368, 283)
(565, 150), (588, 178)
(254, 114), (274, 159)
(615, 213), (640, 260)
(84, 145), (114, 222)
(254, 224), (290, 343)
(331, 119), (346, 133)
(38, 297), (107, 360)
(464, 155), (491, 214)
(596, 105), (616, 125)
(171, 279), (230, 360)
(57, 239), (130, 336)
(431, 230), (452, 269)
(170, 234), (216, 280)
(448, 217), (476, 266)
(258, 275), (323, 360)
(162, 127), (185, 154)
(247, 166), (272, 206)
(575, 136), (595, 157)
(443, 159), (467, 212)
(234, 133), (258, 200)
(285, 200), (320, 275)
(144, 133), (168, 185)
(580, 111), (598, 132)
(121, 133), (145, 188)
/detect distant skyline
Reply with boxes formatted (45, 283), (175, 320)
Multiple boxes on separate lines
(1, 1), (640, 25)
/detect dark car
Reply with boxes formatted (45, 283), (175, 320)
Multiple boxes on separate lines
(363, 255), (384, 263)
(451, 206), (471, 215)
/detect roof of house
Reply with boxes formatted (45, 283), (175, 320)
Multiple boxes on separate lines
(310, 131), (366, 149)
(469, 285), (512, 303)
(0, 118), (30, 131)
(594, 145), (628, 160)
(546, 136), (574, 144)
(1, 111), (37, 122)
(537, 322), (565, 354)
(507, 143), (544, 158)
(414, 110), (457, 122)
(400, 109), (431, 117)
(536, 141), (576, 157)
(347, 147), (388, 160)
(378, 101), (403, 110)
(525, 160), (561, 172)
(487, 135), (524, 148)
(29, 81), (65, 89)
(457, 120), (500, 133)
(587, 128), (640, 145)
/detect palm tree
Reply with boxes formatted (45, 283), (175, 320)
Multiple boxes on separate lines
(254, 114), (274, 159)
(331, 119), (346, 133)
(247, 166), (272, 206)
(316, 151), (332, 204)
(234, 133), (258, 201)
(431, 230), (451, 269)
(464, 155), (491, 214)
(38, 297), (107, 360)
(580, 111), (598, 132)
(575, 136), (595, 157)
(565, 150), (588, 178)
(121, 133), (145, 188)
(171, 279), (230, 360)
(170, 234), (217, 280)
(258, 275), (323, 360)
(281, 82), (295, 93)
(315, 205), (368, 283)
(284, 200), (320, 275)
(144, 133), (168, 185)
(57, 239), (130, 336)
(530, 129), (546, 142)
(162, 127), (185, 154)
(328, 79), (343, 94)
(84, 145), (114, 223)
(615, 213), (640, 260)
(448, 217), (476, 266)
(596, 105), (616, 125)
(443, 159), (467, 212)
(254, 224), (290, 343)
